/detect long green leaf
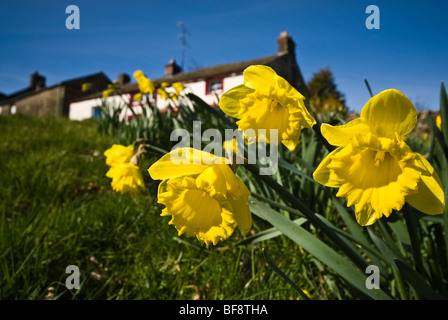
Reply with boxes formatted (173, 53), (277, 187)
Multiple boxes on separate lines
(439, 82), (448, 278)
(367, 229), (406, 266)
(277, 158), (316, 184)
(332, 197), (382, 255)
(394, 259), (445, 300)
(252, 194), (385, 265)
(244, 162), (370, 272)
(237, 217), (307, 245)
(440, 82), (448, 146)
(250, 199), (392, 299)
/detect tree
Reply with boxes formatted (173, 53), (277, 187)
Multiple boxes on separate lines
(307, 68), (346, 115)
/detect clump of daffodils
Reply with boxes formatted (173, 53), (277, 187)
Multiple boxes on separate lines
(313, 89), (445, 225)
(104, 144), (146, 194)
(133, 70), (155, 95)
(157, 81), (186, 101)
(102, 82), (120, 98)
(148, 147), (252, 247)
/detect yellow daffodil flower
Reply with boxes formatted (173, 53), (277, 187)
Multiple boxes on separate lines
(102, 89), (114, 98)
(148, 147), (252, 247)
(104, 144), (145, 194)
(223, 138), (238, 155)
(313, 89), (445, 226)
(133, 70), (155, 95)
(219, 65), (316, 151)
(169, 92), (179, 101)
(106, 162), (146, 194)
(134, 93), (142, 102)
(172, 82), (185, 94)
(82, 82), (93, 92)
(161, 82), (170, 89)
(157, 88), (169, 100)
(104, 144), (135, 166)
(436, 114), (442, 131)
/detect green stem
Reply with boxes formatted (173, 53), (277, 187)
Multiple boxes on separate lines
(392, 266), (409, 300)
(403, 205), (425, 282)
(312, 121), (336, 153)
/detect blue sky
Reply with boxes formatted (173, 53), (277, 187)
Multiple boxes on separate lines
(0, 0), (447, 112)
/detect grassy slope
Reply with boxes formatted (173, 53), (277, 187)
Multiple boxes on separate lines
(0, 114), (325, 300)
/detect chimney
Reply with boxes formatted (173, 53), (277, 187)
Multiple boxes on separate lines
(277, 31), (296, 55)
(164, 59), (182, 76)
(30, 71), (46, 90)
(117, 73), (131, 85)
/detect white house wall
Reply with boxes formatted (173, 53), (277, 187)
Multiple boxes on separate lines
(68, 73), (245, 121)
(69, 94), (132, 121)
(69, 97), (102, 121)
(223, 74), (244, 93)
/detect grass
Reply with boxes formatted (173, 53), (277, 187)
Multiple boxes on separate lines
(0, 114), (339, 300)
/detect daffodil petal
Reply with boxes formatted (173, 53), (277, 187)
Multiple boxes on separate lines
(106, 162), (145, 194)
(229, 195), (252, 234)
(321, 118), (371, 147)
(219, 84), (255, 118)
(158, 176), (238, 247)
(282, 135), (299, 151)
(313, 147), (343, 188)
(275, 76), (305, 100)
(360, 89), (417, 138)
(104, 144), (135, 166)
(148, 148), (226, 181)
(355, 205), (381, 226)
(157, 179), (170, 196)
(217, 164), (252, 233)
(217, 165), (248, 196)
(243, 65), (277, 91)
(406, 154), (445, 215)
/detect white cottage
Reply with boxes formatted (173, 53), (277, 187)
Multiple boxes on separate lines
(68, 31), (307, 121)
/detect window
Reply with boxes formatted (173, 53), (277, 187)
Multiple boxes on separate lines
(92, 106), (101, 118)
(206, 78), (223, 95)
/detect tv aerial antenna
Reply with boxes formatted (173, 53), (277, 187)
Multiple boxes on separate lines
(177, 21), (190, 71)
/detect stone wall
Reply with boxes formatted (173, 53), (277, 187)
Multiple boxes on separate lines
(13, 86), (65, 117)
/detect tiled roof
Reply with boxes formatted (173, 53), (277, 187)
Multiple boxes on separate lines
(76, 52), (289, 101)
(0, 72), (110, 105)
